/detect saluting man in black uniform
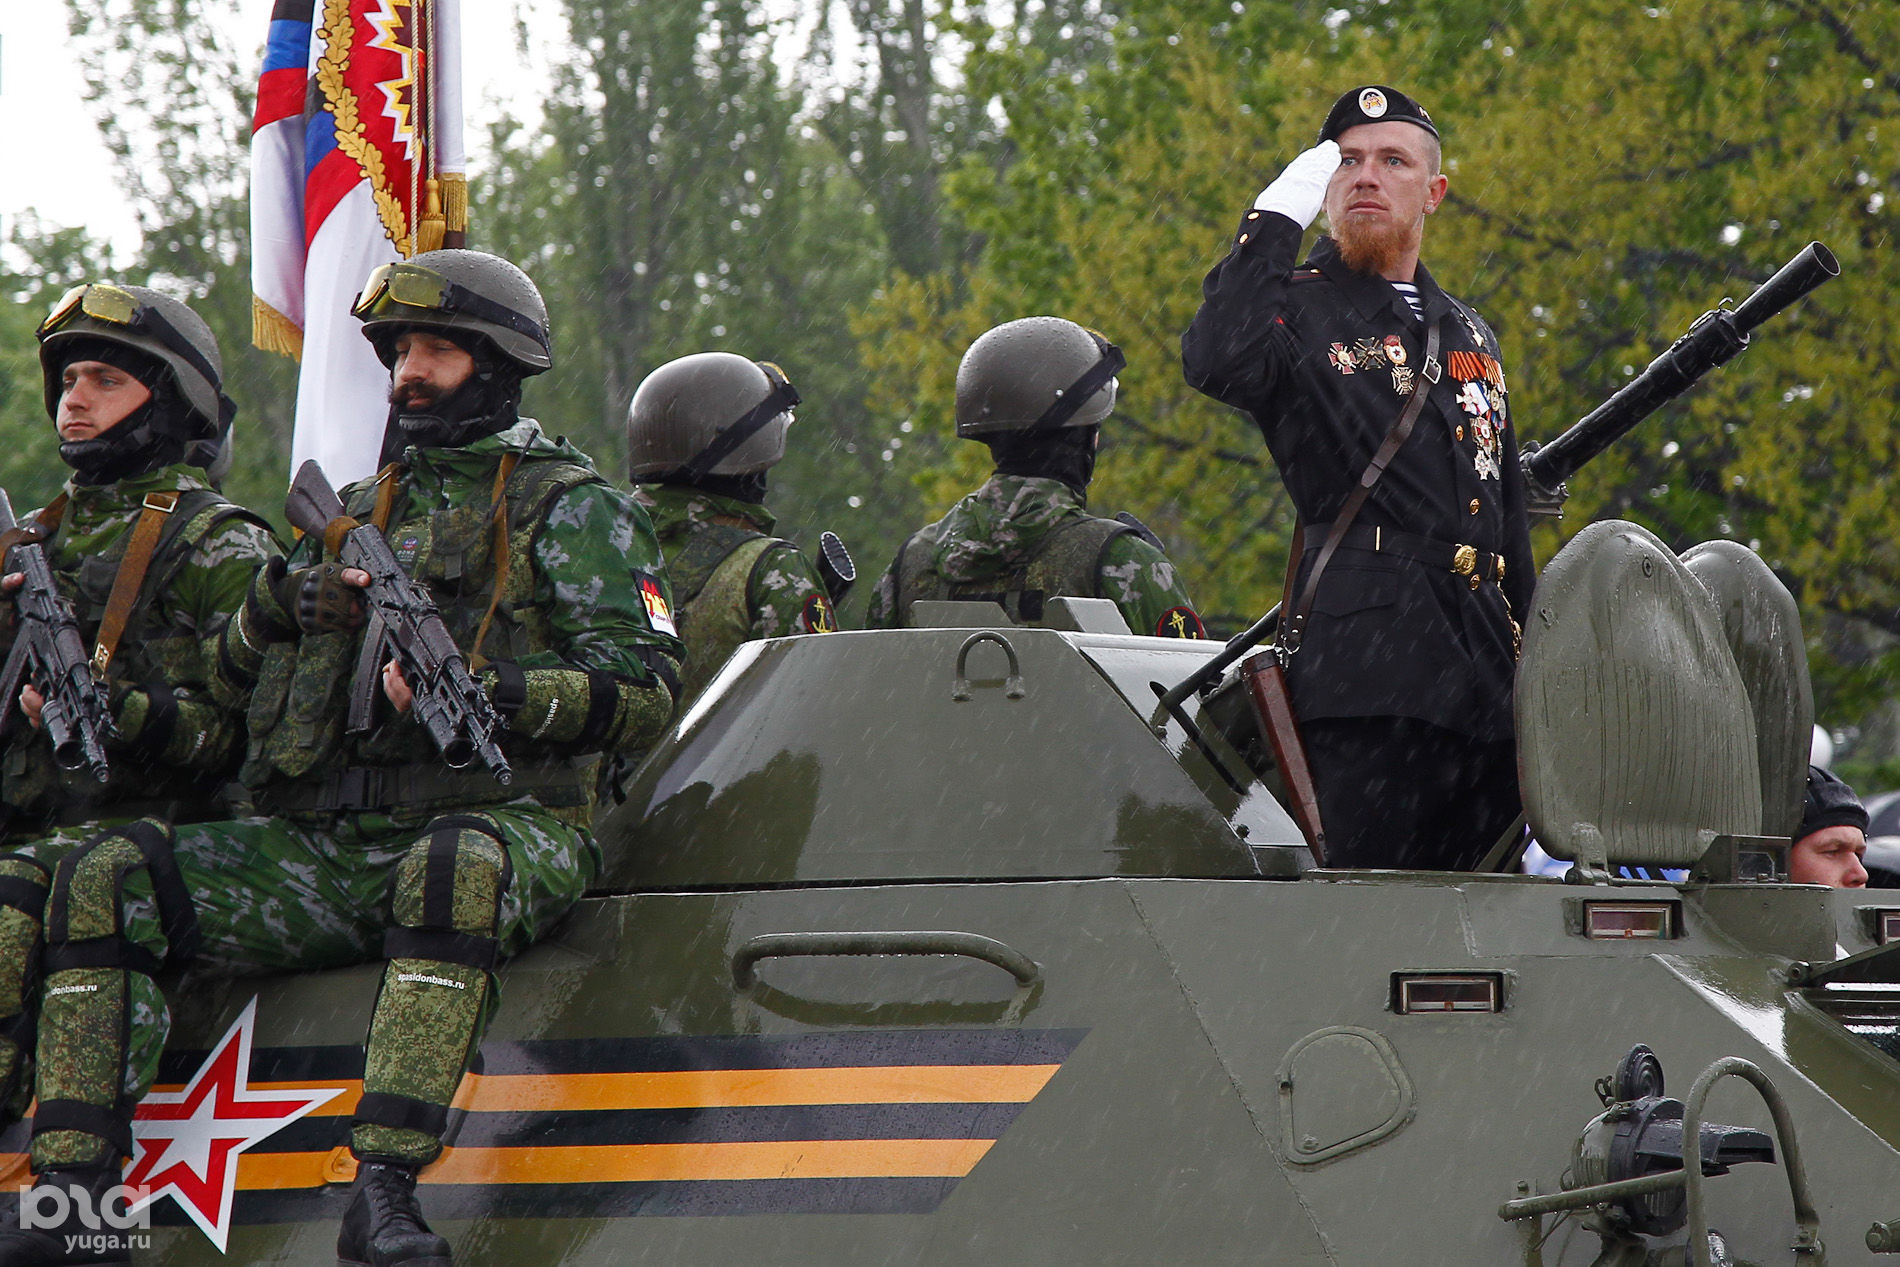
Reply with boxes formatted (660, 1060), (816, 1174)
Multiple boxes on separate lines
(1181, 86), (1532, 870)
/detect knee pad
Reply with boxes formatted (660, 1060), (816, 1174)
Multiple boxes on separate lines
(388, 814), (512, 948)
(45, 820), (197, 975)
(0, 856), (52, 1000)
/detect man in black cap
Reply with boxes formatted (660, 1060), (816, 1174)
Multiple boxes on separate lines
(1181, 85), (1532, 871)
(1791, 765), (1869, 888)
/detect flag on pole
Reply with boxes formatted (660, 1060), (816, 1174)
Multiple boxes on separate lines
(250, 0), (466, 487)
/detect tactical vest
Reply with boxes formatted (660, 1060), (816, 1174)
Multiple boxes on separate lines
(894, 514), (1134, 625)
(664, 521), (784, 703)
(244, 456), (602, 809)
(2, 489), (271, 829)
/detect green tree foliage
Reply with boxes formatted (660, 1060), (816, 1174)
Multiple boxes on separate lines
(857, 0), (1900, 709)
(474, 0), (920, 610)
(3, 0), (301, 526)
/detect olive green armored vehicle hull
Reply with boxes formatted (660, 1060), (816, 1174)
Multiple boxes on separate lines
(27, 545), (1900, 1264)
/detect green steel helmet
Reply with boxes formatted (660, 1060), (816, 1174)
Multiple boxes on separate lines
(352, 249), (552, 373)
(626, 352), (800, 479)
(36, 282), (233, 438)
(954, 316), (1124, 437)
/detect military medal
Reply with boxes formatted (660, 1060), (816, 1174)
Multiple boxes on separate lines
(1456, 379), (1502, 480)
(1460, 308), (1486, 349)
(1382, 335), (1413, 394)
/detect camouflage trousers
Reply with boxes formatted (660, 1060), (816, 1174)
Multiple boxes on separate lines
(0, 814), (176, 1125)
(28, 800), (598, 1171)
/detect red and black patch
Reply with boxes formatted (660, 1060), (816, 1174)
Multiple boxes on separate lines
(801, 593), (837, 634)
(1156, 606), (1207, 639)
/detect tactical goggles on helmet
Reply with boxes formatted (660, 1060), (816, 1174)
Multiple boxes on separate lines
(39, 284), (235, 428)
(676, 361), (801, 482)
(1031, 329), (1124, 430)
(352, 261), (551, 357)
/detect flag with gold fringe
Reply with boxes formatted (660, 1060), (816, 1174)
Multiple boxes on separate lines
(250, 0), (466, 485)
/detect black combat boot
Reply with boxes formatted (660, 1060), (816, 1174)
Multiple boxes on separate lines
(0, 1167), (136, 1266)
(336, 1159), (452, 1267)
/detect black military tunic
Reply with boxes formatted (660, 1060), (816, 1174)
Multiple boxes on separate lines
(1181, 207), (1532, 867)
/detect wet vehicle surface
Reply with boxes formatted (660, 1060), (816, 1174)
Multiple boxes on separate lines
(20, 538), (1900, 1266)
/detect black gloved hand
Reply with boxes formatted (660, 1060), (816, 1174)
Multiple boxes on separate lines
(283, 561), (366, 635)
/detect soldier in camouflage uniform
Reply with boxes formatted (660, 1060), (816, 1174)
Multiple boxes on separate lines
(0, 284), (276, 1153)
(627, 352), (836, 706)
(866, 317), (1206, 638)
(1, 251), (683, 1267)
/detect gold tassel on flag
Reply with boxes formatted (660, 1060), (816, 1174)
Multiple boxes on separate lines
(253, 296), (305, 359)
(416, 178), (447, 254)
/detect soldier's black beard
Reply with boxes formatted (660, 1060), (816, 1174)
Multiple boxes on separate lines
(386, 370), (522, 451)
(986, 426), (1098, 499)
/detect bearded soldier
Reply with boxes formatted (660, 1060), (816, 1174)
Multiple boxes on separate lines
(626, 352), (836, 707)
(1181, 86), (1532, 870)
(0, 251), (683, 1267)
(866, 316), (1206, 638)
(0, 285), (277, 1142)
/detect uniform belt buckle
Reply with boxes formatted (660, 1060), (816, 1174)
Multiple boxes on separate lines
(1452, 544), (1478, 576)
(142, 493), (176, 514)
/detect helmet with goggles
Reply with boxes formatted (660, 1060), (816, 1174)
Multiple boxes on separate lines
(37, 282), (233, 439)
(627, 353), (800, 479)
(352, 249), (552, 374)
(955, 317), (1123, 437)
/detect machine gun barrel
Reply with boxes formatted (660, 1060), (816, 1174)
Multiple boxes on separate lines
(0, 487), (114, 782)
(1523, 242), (1839, 502)
(284, 461), (512, 784)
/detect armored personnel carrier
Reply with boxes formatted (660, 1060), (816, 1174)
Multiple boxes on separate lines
(13, 519), (1900, 1266)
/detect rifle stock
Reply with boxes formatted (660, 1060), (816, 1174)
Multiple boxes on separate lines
(1522, 242), (1839, 515)
(285, 461), (512, 784)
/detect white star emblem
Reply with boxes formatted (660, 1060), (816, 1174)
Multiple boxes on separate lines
(123, 999), (345, 1251)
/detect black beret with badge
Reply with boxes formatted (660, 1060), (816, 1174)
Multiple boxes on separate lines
(1318, 84), (1440, 144)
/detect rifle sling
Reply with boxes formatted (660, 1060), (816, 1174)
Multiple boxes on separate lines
(0, 495), (64, 558)
(469, 451), (521, 669)
(1282, 317), (1442, 654)
(92, 491), (180, 679)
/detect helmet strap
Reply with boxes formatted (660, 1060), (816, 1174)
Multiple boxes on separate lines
(1029, 339), (1125, 431)
(676, 379), (799, 482)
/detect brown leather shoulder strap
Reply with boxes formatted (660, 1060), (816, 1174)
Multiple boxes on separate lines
(469, 451), (523, 668)
(92, 491), (180, 678)
(1281, 317), (1442, 654)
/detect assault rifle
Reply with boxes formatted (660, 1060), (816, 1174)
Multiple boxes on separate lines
(284, 461), (513, 784)
(0, 488), (114, 782)
(1522, 241), (1840, 516)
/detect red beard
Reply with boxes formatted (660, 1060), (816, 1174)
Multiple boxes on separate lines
(1334, 214), (1419, 279)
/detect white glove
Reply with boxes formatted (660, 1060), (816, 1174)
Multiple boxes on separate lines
(1252, 140), (1340, 228)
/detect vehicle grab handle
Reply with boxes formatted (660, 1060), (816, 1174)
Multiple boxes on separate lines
(731, 930), (1041, 991)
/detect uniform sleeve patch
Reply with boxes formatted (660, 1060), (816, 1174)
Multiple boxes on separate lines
(801, 594), (837, 634)
(1156, 606), (1207, 639)
(635, 571), (678, 637)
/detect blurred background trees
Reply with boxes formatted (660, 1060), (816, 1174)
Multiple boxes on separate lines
(10, 0), (1900, 779)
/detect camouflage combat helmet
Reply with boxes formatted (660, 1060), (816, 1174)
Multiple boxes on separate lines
(352, 249), (552, 374)
(627, 352), (800, 479)
(954, 316), (1124, 437)
(37, 282), (233, 440)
